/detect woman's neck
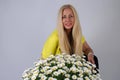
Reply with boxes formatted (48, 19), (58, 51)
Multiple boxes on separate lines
(66, 30), (74, 54)
(66, 29), (72, 36)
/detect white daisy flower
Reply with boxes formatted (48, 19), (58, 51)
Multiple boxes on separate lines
(72, 75), (77, 79)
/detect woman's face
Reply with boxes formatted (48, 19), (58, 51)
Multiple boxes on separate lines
(62, 8), (75, 31)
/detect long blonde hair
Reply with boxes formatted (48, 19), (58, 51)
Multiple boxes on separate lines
(57, 4), (83, 56)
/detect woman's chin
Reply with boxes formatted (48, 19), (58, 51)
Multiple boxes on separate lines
(64, 26), (73, 30)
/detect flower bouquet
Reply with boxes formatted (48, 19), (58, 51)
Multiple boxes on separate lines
(22, 53), (102, 80)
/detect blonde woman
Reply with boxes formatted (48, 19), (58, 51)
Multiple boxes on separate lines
(41, 4), (98, 68)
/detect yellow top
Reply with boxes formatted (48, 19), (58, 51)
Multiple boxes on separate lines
(41, 30), (85, 59)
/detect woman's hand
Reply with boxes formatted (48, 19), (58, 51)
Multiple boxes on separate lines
(87, 52), (95, 64)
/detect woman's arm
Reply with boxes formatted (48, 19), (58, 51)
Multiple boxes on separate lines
(82, 41), (93, 55)
(41, 30), (58, 59)
(82, 41), (95, 64)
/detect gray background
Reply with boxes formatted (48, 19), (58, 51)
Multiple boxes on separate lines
(0, 0), (120, 80)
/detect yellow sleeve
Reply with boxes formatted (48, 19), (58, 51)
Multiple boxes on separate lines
(41, 30), (58, 59)
(82, 36), (85, 44)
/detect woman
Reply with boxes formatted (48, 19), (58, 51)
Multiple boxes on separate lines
(41, 4), (96, 65)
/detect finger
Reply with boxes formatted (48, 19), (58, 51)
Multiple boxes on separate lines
(88, 57), (95, 64)
(92, 59), (95, 64)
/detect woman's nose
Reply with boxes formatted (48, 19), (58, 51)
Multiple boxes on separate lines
(65, 17), (71, 21)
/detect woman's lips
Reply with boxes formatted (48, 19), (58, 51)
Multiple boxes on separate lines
(65, 23), (72, 26)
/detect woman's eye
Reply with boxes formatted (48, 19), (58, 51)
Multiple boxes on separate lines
(62, 15), (74, 19)
(62, 16), (66, 19)
(69, 15), (73, 18)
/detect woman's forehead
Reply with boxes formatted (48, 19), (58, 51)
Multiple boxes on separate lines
(62, 8), (73, 14)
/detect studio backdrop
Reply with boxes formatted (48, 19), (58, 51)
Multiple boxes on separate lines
(0, 0), (120, 80)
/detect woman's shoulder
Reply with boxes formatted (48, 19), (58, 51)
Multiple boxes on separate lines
(48, 29), (59, 41)
(51, 29), (58, 36)
(81, 35), (85, 44)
